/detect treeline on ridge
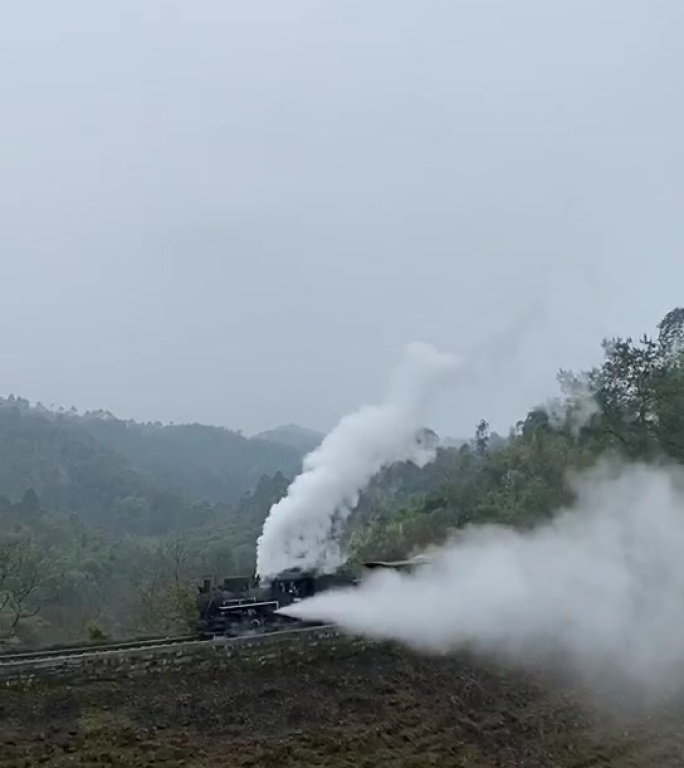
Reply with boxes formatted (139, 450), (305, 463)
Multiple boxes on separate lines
(0, 401), (309, 535)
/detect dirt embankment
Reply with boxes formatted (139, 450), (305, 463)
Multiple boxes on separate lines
(2, 638), (684, 767)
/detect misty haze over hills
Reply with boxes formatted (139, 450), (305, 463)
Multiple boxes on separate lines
(0, 388), (472, 543)
(0, 394), (311, 535)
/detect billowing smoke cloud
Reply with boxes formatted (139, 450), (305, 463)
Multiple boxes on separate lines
(255, 342), (459, 581)
(280, 461), (684, 704)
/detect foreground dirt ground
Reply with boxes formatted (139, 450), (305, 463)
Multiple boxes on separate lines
(2, 641), (684, 767)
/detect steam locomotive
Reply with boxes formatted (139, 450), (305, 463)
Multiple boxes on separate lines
(195, 557), (429, 639)
(194, 568), (356, 639)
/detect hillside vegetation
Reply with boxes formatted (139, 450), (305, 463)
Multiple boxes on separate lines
(254, 423), (323, 453)
(80, 416), (304, 506)
(0, 401), (303, 535)
(1, 306), (684, 646)
(346, 307), (684, 562)
(0, 405), (300, 643)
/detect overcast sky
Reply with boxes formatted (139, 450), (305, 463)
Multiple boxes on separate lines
(1, 1), (683, 438)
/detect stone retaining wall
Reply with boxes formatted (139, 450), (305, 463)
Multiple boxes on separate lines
(2, 627), (377, 687)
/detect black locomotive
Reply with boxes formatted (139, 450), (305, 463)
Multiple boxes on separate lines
(195, 567), (356, 639)
(194, 557), (431, 639)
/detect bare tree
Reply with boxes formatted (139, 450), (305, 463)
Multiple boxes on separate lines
(42, 573), (108, 642)
(130, 535), (198, 635)
(0, 534), (63, 641)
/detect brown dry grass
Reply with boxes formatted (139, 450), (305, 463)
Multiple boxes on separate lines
(2, 642), (684, 767)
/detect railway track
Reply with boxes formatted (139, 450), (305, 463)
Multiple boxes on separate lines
(0, 624), (338, 672)
(0, 634), (199, 665)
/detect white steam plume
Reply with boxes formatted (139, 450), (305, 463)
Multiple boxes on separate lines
(255, 342), (459, 581)
(280, 461), (684, 704)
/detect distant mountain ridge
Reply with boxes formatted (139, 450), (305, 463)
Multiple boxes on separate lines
(0, 395), (307, 536)
(79, 416), (304, 505)
(254, 423), (324, 454)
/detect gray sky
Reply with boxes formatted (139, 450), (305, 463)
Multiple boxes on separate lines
(1, 0), (683, 438)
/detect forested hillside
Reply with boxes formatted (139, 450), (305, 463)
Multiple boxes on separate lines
(79, 416), (303, 505)
(347, 307), (684, 561)
(1, 306), (684, 646)
(0, 403), (305, 642)
(0, 401), (304, 535)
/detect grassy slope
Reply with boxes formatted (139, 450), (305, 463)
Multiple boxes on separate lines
(2, 642), (684, 767)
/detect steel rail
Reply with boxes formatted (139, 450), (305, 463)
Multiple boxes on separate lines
(0, 624), (338, 670)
